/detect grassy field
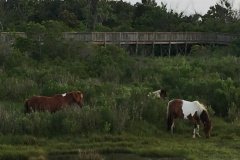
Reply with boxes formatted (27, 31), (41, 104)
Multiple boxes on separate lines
(0, 101), (240, 160)
(0, 129), (240, 160)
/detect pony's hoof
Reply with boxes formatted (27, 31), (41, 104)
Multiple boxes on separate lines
(192, 135), (196, 138)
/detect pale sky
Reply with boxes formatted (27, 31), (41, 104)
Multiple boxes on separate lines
(124, 0), (240, 15)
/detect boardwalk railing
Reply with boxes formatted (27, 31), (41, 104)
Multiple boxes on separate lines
(62, 32), (240, 45)
(1, 32), (239, 45)
(0, 32), (26, 44)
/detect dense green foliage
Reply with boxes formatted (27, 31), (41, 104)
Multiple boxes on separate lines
(0, 0), (240, 32)
(0, 25), (240, 137)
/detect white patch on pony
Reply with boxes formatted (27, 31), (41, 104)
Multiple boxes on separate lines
(62, 93), (67, 97)
(182, 100), (206, 119)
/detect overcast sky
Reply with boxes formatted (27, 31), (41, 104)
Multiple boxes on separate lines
(123, 0), (239, 15)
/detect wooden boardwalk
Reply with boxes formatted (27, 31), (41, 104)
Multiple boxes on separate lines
(62, 32), (239, 55)
(62, 32), (239, 45)
(1, 32), (239, 55)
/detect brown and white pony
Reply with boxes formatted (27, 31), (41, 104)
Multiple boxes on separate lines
(24, 91), (84, 113)
(167, 99), (212, 138)
(148, 89), (167, 100)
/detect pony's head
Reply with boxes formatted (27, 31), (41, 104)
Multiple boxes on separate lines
(200, 109), (212, 138)
(159, 90), (167, 99)
(203, 120), (212, 138)
(67, 91), (84, 107)
(148, 89), (167, 100)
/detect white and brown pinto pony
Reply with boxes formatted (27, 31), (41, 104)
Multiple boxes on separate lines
(167, 99), (212, 138)
(24, 91), (84, 113)
(148, 89), (167, 100)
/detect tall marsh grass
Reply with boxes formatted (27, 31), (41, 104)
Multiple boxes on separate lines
(1, 85), (235, 139)
(0, 93), (168, 137)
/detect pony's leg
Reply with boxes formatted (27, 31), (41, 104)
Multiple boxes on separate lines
(167, 115), (174, 133)
(171, 122), (175, 134)
(196, 124), (201, 137)
(192, 129), (196, 138)
(192, 121), (198, 138)
(195, 119), (201, 137)
(192, 121), (201, 138)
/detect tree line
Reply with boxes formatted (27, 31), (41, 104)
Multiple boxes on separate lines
(0, 0), (240, 33)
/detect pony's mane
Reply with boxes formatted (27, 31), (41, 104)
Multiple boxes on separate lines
(195, 101), (210, 123)
(194, 101), (207, 111)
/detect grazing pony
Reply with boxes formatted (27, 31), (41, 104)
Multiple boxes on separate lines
(148, 89), (167, 100)
(167, 99), (211, 138)
(24, 91), (84, 113)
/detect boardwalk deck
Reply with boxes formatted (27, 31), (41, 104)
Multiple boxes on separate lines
(1, 32), (239, 55)
(62, 32), (239, 55)
(62, 32), (239, 45)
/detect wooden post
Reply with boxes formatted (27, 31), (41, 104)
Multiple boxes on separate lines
(185, 43), (188, 55)
(104, 32), (107, 46)
(176, 44), (178, 55)
(136, 32), (138, 54)
(185, 32), (188, 55)
(160, 44), (163, 57)
(91, 32), (94, 43)
(168, 42), (171, 57)
(152, 42), (155, 56)
(119, 32), (121, 47)
(152, 32), (155, 56)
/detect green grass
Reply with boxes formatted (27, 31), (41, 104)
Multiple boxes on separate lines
(0, 125), (240, 160)
(0, 101), (239, 160)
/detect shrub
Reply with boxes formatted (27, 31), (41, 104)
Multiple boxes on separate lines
(227, 103), (239, 123)
(1, 77), (38, 101)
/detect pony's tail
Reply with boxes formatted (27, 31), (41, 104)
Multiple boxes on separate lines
(24, 99), (29, 114)
(167, 115), (173, 131)
(166, 102), (169, 118)
(166, 101), (173, 131)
